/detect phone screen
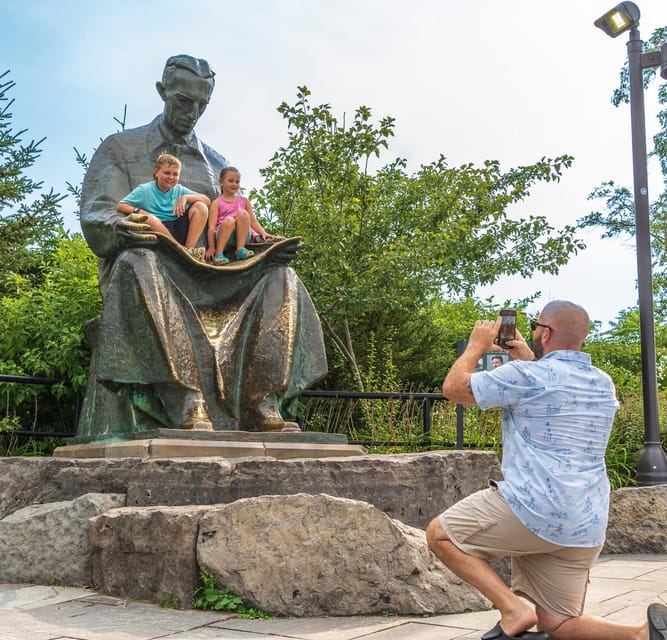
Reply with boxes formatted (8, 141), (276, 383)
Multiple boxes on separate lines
(497, 309), (516, 348)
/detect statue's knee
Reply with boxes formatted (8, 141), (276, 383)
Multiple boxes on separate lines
(112, 248), (156, 281)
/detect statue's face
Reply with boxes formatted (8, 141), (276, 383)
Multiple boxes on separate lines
(160, 68), (213, 136)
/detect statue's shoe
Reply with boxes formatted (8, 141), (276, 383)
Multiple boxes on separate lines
(180, 393), (213, 431)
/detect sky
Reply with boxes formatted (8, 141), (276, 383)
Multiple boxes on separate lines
(2, 0), (666, 328)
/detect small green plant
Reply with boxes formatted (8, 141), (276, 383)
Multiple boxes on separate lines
(192, 571), (272, 619)
(157, 592), (180, 609)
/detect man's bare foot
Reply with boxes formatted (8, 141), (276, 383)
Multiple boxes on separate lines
(499, 602), (539, 637)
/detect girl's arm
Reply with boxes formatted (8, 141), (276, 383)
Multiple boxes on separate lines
(246, 199), (274, 240)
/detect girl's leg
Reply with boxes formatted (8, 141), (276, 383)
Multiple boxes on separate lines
(235, 210), (251, 250)
(215, 217), (235, 254)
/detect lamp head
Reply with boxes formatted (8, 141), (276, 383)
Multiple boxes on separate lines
(594, 2), (640, 38)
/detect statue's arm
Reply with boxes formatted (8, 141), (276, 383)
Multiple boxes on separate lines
(80, 137), (157, 258)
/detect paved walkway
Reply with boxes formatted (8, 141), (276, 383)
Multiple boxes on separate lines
(1, 554), (666, 639)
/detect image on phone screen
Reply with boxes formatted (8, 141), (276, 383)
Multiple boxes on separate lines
(498, 309), (516, 348)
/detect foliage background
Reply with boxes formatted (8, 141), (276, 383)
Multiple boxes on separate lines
(2, 20), (667, 492)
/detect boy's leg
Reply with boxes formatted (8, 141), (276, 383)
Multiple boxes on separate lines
(164, 215), (189, 245)
(185, 202), (208, 249)
(143, 214), (171, 236)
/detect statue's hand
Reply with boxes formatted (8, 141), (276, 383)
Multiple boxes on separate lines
(116, 213), (158, 245)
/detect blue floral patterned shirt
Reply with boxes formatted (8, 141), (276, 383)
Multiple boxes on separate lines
(470, 350), (619, 547)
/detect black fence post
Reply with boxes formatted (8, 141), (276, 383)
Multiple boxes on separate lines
(422, 397), (432, 448)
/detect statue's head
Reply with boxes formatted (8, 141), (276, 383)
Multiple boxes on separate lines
(156, 55), (216, 137)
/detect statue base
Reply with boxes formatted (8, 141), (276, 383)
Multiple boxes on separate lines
(53, 429), (367, 460)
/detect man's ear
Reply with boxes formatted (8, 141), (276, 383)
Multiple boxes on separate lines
(156, 81), (166, 101)
(543, 327), (554, 345)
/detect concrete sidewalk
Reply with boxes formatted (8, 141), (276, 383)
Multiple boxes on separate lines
(1, 554), (666, 640)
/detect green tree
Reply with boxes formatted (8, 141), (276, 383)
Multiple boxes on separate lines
(253, 87), (584, 389)
(0, 70), (67, 296)
(0, 71), (101, 450)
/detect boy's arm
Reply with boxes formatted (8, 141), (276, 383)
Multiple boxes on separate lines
(174, 191), (211, 216)
(117, 202), (144, 215)
(185, 192), (211, 206)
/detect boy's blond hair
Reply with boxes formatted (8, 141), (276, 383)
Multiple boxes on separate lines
(154, 153), (181, 172)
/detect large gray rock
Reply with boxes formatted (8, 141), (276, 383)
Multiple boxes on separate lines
(197, 493), (491, 617)
(0, 452), (501, 528)
(0, 492), (125, 585)
(604, 485), (667, 553)
(89, 504), (212, 608)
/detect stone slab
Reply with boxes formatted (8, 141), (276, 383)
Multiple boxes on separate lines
(65, 428), (351, 445)
(53, 438), (367, 460)
(0, 451), (502, 529)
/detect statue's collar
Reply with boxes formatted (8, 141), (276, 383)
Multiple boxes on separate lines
(156, 120), (200, 150)
(149, 117), (207, 163)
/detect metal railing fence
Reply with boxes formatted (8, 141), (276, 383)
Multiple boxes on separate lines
(1, 376), (478, 449)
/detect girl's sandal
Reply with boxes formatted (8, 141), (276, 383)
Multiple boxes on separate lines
(235, 247), (255, 260)
(213, 253), (230, 266)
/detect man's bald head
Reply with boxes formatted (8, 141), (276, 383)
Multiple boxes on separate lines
(539, 300), (590, 351)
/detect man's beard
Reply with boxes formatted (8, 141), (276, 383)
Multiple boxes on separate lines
(533, 333), (544, 360)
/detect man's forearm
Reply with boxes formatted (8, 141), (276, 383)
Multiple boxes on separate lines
(442, 346), (483, 405)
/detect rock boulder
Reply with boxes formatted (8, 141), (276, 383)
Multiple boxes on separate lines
(604, 485), (667, 554)
(197, 493), (491, 616)
(0, 492), (125, 585)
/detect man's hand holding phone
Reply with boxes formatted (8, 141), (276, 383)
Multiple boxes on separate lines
(495, 309), (535, 361)
(497, 309), (516, 349)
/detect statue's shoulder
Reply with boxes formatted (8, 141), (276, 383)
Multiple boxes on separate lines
(99, 117), (160, 152)
(200, 140), (227, 171)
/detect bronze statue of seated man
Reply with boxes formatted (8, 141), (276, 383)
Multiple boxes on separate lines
(77, 54), (327, 436)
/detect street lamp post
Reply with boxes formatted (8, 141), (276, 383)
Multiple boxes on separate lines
(595, 2), (667, 485)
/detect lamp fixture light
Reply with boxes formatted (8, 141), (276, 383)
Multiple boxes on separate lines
(594, 1), (640, 37)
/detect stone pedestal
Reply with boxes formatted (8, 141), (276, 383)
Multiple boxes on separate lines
(53, 429), (366, 460)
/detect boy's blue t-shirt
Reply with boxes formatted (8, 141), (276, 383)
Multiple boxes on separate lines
(121, 181), (196, 222)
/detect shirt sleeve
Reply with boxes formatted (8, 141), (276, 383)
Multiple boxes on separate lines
(177, 184), (196, 197)
(470, 362), (543, 410)
(120, 184), (146, 206)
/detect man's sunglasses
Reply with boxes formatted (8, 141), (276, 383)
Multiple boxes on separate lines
(529, 319), (554, 332)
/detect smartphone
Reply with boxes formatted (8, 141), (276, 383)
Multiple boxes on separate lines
(497, 309), (517, 349)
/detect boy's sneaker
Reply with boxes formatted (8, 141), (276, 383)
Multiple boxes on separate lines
(187, 247), (206, 262)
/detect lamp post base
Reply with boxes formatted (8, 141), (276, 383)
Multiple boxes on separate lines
(636, 442), (667, 486)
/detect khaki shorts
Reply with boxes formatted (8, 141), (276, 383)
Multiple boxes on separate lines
(439, 486), (602, 619)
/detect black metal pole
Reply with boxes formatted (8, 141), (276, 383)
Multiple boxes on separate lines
(626, 26), (667, 485)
